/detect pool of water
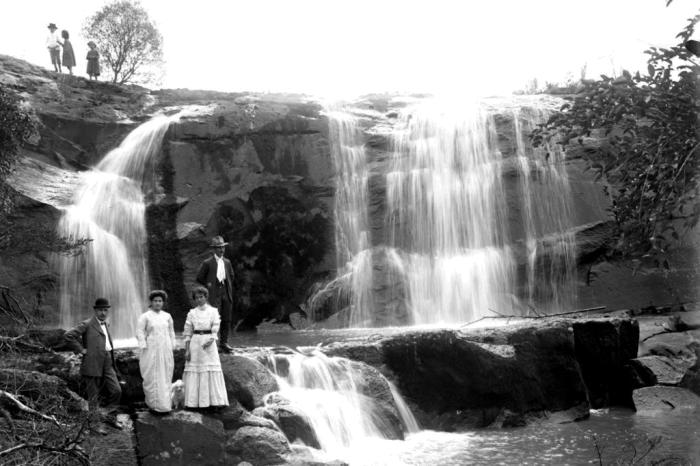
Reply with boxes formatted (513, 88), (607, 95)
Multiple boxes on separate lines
(334, 408), (699, 465)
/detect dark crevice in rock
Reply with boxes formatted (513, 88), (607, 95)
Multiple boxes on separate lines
(572, 319), (639, 408)
(146, 139), (191, 330)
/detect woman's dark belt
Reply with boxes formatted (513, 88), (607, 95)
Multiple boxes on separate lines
(193, 330), (212, 335)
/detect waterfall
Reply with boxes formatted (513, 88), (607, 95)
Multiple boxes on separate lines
(386, 100), (516, 324)
(263, 350), (418, 458)
(317, 97), (578, 327)
(58, 114), (181, 339)
(327, 112), (373, 326)
(512, 107), (577, 312)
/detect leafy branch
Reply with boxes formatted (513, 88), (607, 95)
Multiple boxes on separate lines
(531, 7), (700, 264)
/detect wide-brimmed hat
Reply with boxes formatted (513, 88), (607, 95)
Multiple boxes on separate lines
(210, 236), (228, 247)
(47, 23), (57, 29)
(87, 40), (97, 48)
(93, 298), (111, 309)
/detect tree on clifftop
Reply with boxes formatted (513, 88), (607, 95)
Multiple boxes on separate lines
(83, 0), (164, 85)
(531, 6), (699, 266)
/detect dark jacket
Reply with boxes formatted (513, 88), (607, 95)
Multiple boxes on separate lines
(64, 316), (116, 377)
(196, 255), (235, 303)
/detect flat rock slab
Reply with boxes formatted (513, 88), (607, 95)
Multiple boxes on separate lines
(629, 355), (689, 386)
(134, 410), (225, 466)
(322, 317), (639, 428)
(633, 386), (700, 412)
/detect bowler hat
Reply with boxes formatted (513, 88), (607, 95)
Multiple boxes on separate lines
(47, 23), (57, 29)
(210, 236), (229, 247)
(93, 298), (111, 309)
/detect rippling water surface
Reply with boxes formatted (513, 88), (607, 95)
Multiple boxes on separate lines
(342, 409), (699, 465)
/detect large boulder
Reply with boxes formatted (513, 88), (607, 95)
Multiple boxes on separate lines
(632, 386), (700, 412)
(344, 360), (404, 439)
(323, 317), (640, 428)
(209, 399), (281, 433)
(221, 355), (280, 410)
(134, 411), (226, 466)
(680, 346), (700, 397)
(113, 348), (187, 403)
(253, 393), (320, 448)
(326, 320), (592, 429)
(572, 318), (639, 407)
(627, 355), (689, 386)
(226, 425), (292, 466)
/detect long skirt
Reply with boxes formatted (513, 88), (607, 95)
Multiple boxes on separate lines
(183, 334), (229, 407)
(139, 342), (174, 412)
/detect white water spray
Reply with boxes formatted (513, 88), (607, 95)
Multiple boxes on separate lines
(263, 350), (418, 459)
(58, 113), (183, 339)
(386, 100), (516, 324)
(327, 112), (374, 327)
(512, 106), (577, 312)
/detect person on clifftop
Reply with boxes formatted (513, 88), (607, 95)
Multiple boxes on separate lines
(196, 236), (236, 353)
(61, 30), (76, 75)
(46, 23), (62, 72)
(86, 41), (100, 80)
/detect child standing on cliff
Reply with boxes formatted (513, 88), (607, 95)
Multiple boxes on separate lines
(86, 41), (100, 80)
(61, 30), (76, 75)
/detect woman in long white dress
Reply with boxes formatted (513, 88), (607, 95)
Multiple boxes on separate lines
(136, 290), (176, 413)
(183, 286), (229, 408)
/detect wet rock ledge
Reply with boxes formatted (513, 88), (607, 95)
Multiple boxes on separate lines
(322, 316), (640, 429)
(8, 315), (696, 464)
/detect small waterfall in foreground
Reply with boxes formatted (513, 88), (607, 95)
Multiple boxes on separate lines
(58, 114), (181, 339)
(387, 101), (515, 324)
(512, 107), (576, 312)
(263, 350), (418, 459)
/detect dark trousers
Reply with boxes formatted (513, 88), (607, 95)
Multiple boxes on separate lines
(83, 353), (121, 411)
(211, 291), (233, 345)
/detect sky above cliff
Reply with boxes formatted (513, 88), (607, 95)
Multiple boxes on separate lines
(3, 0), (699, 97)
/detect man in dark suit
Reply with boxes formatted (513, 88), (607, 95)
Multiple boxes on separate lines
(64, 298), (122, 430)
(196, 235), (237, 353)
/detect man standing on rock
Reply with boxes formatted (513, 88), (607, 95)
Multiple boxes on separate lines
(64, 298), (122, 431)
(196, 236), (236, 353)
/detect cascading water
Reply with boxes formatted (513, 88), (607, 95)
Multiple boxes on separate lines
(58, 113), (182, 339)
(320, 97), (578, 327)
(386, 101), (515, 324)
(262, 349), (418, 462)
(325, 112), (374, 327)
(512, 106), (577, 312)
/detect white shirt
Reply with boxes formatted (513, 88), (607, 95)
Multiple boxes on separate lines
(215, 254), (225, 283)
(46, 31), (61, 49)
(99, 321), (113, 351)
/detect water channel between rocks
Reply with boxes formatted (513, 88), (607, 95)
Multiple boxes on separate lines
(245, 325), (699, 465)
(114, 320), (700, 465)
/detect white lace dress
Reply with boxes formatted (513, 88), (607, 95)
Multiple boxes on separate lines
(182, 304), (229, 407)
(136, 310), (176, 412)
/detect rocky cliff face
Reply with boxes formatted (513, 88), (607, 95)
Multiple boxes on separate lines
(1, 55), (335, 328)
(1, 54), (697, 330)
